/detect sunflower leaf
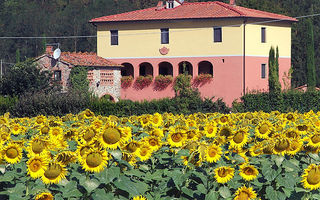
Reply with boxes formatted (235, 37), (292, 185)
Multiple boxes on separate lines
(181, 186), (194, 197)
(83, 179), (100, 193)
(219, 186), (231, 198)
(205, 190), (218, 200)
(265, 186), (278, 200)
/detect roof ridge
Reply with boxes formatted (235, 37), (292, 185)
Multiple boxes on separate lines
(238, 5), (296, 20)
(214, 1), (245, 16)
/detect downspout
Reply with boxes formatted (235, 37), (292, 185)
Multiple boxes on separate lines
(243, 18), (247, 96)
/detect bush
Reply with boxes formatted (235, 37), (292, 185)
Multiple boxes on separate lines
(0, 96), (17, 115)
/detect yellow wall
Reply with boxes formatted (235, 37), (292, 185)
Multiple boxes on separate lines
(245, 21), (292, 57)
(96, 19), (292, 58)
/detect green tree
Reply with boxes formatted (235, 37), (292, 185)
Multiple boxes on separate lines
(69, 66), (90, 93)
(0, 59), (51, 96)
(268, 46), (281, 93)
(306, 17), (316, 90)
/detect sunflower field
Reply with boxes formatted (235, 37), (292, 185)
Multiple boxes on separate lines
(1, 109), (320, 200)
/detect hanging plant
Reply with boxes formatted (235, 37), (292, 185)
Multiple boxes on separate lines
(193, 73), (213, 87)
(121, 76), (133, 88)
(134, 75), (153, 89)
(154, 75), (173, 90)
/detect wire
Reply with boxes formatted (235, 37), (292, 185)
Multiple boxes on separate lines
(0, 12), (319, 39)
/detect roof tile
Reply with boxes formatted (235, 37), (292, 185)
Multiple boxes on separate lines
(90, 1), (297, 23)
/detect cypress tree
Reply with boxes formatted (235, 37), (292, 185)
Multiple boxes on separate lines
(268, 46), (281, 93)
(306, 18), (316, 90)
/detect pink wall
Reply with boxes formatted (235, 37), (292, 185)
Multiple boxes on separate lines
(110, 56), (290, 106)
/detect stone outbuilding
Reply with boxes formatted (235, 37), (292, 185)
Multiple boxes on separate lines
(35, 46), (122, 101)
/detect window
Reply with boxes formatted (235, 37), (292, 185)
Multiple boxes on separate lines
(161, 28), (169, 44)
(261, 64), (266, 78)
(261, 27), (266, 43)
(110, 30), (118, 45)
(54, 70), (61, 81)
(167, 1), (174, 8)
(213, 27), (222, 42)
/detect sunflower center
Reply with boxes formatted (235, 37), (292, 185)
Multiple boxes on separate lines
(83, 129), (95, 141)
(86, 153), (103, 168)
(30, 159), (42, 172)
(149, 139), (158, 146)
(0, 118), (6, 125)
(6, 147), (18, 158)
(286, 114), (294, 121)
(275, 139), (289, 152)
(142, 117), (149, 124)
(171, 133), (183, 143)
(245, 113), (253, 120)
(208, 148), (217, 157)
(243, 167), (254, 175)
(41, 126), (50, 134)
(207, 126), (214, 134)
(311, 135), (320, 144)
(307, 167), (320, 185)
(51, 129), (60, 136)
(36, 118), (44, 124)
(286, 131), (297, 138)
(220, 127), (231, 137)
(32, 141), (45, 154)
(80, 146), (90, 156)
(238, 191), (250, 200)
(289, 140), (300, 151)
(44, 164), (62, 180)
(218, 168), (229, 177)
(153, 117), (159, 124)
(220, 116), (228, 123)
(103, 128), (121, 144)
(259, 124), (269, 134)
(127, 142), (138, 153)
(233, 131), (245, 144)
(140, 148), (148, 156)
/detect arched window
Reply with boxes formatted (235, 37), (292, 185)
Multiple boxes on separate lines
(158, 62), (173, 76)
(198, 61), (213, 76)
(178, 61), (193, 76)
(121, 63), (134, 77)
(139, 62), (153, 76)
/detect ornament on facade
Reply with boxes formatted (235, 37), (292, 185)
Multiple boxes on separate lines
(159, 47), (169, 55)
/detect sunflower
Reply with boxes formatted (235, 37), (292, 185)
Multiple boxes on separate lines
(80, 126), (98, 144)
(149, 127), (164, 138)
(249, 143), (263, 157)
(49, 126), (63, 138)
(83, 109), (95, 119)
(273, 137), (290, 155)
(229, 128), (248, 149)
(0, 116), (8, 125)
(143, 136), (162, 151)
(99, 125), (124, 150)
(91, 119), (103, 130)
(204, 122), (217, 138)
(132, 195), (147, 200)
(76, 143), (93, 163)
(167, 127), (187, 147)
(139, 114), (152, 127)
(122, 152), (138, 166)
(234, 186), (257, 200)
(81, 149), (108, 173)
(287, 138), (303, 156)
(10, 123), (23, 135)
(255, 121), (273, 139)
(136, 144), (153, 161)
(41, 161), (67, 184)
(35, 115), (47, 125)
(307, 133), (320, 148)
(239, 164), (259, 181)
(301, 164), (320, 190)
(151, 113), (163, 127)
(214, 166), (235, 184)
(217, 125), (233, 139)
(284, 128), (300, 139)
(34, 192), (53, 200)
(218, 115), (229, 125)
(2, 143), (23, 164)
(55, 151), (77, 165)
(27, 155), (48, 179)
(186, 129), (200, 141)
(38, 124), (50, 135)
(205, 144), (222, 163)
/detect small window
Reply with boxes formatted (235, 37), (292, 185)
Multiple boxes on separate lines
(261, 27), (266, 43)
(213, 27), (222, 42)
(161, 28), (169, 44)
(167, 1), (174, 9)
(54, 70), (61, 81)
(261, 64), (266, 78)
(111, 30), (118, 45)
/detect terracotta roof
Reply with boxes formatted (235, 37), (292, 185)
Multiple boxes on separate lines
(90, 1), (297, 23)
(48, 51), (122, 67)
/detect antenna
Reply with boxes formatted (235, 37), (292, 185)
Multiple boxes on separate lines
(53, 48), (61, 60)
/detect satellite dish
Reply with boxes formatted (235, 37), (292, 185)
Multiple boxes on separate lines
(53, 48), (61, 60)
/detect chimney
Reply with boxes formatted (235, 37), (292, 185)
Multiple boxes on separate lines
(46, 45), (54, 54)
(229, 0), (236, 6)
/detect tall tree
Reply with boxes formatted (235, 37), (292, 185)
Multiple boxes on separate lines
(268, 46), (281, 93)
(306, 17), (316, 90)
